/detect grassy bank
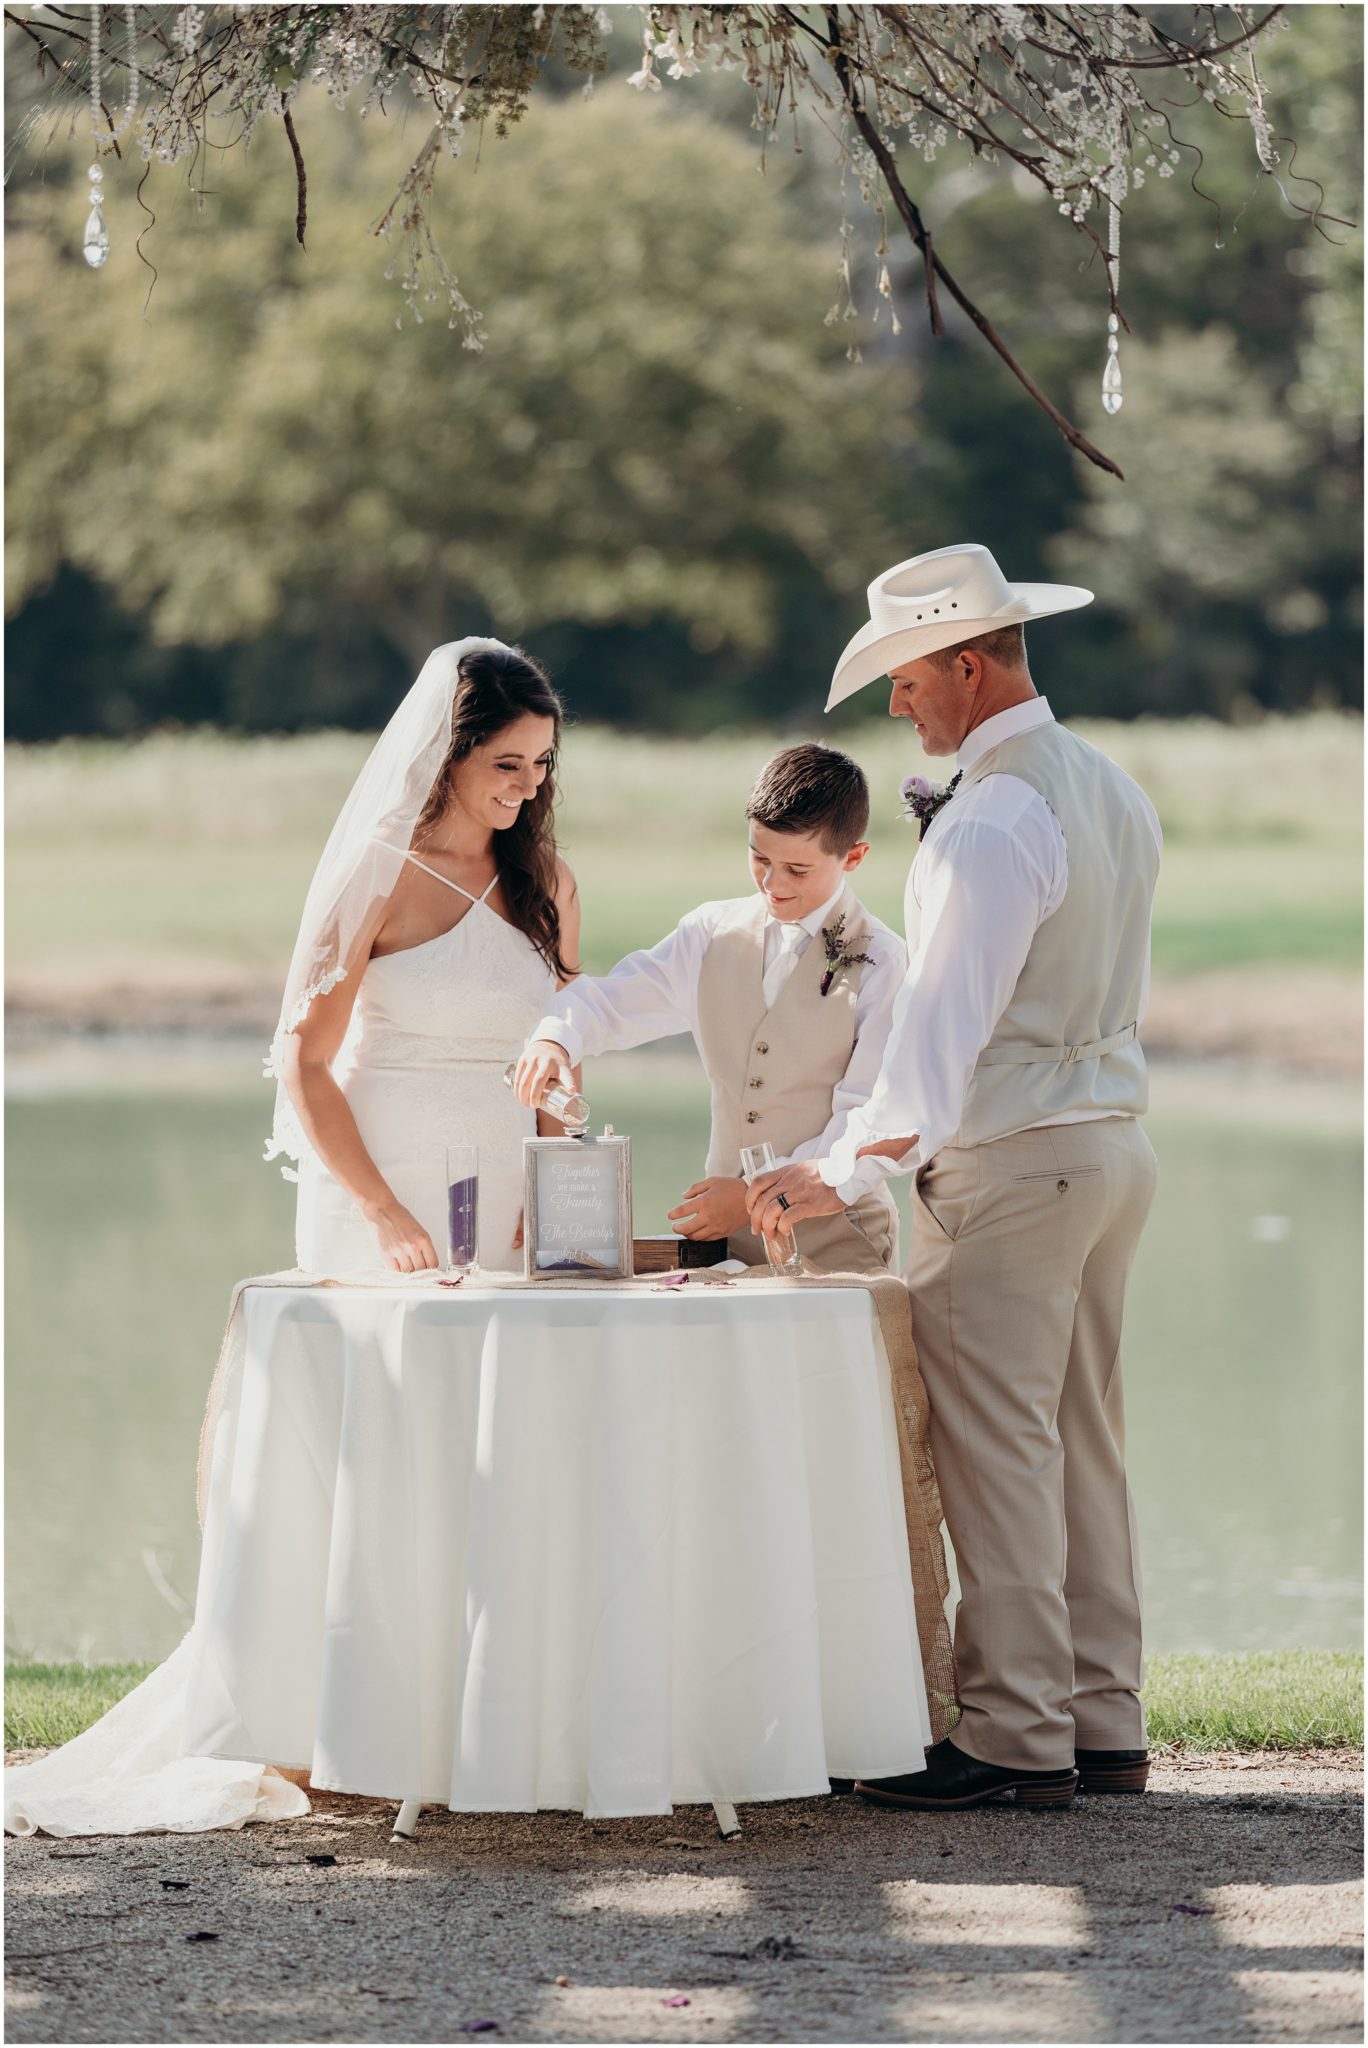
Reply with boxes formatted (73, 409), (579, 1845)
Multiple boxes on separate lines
(7, 1652), (1362, 1757)
(1142, 1651), (1364, 1752)
(6, 715), (1362, 988)
(5, 1661), (157, 1751)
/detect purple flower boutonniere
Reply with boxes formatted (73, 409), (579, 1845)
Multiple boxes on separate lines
(901, 770), (962, 841)
(819, 912), (874, 998)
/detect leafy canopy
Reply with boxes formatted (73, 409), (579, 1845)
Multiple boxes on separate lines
(6, 85), (911, 681)
(9, 2), (1335, 466)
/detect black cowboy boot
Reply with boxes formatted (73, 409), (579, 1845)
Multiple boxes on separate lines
(856, 1738), (1077, 1811)
(1075, 1746), (1150, 1793)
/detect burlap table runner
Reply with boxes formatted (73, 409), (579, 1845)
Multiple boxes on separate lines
(774, 1269), (959, 1744)
(199, 1265), (959, 1743)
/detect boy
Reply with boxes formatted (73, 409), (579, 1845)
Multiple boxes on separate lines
(516, 743), (905, 1274)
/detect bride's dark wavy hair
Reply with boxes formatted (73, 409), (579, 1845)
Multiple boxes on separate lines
(416, 645), (575, 980)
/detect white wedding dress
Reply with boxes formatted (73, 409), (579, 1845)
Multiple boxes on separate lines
(5, 876), (557, 1838)
(295, 860), (556, 1274)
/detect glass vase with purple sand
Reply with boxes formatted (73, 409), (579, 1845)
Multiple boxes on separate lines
(445, 1144), (479, 1273)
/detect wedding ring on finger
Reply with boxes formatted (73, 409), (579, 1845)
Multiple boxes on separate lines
(776, 1192), (792, 1212)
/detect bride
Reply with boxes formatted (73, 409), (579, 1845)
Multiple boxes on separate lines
(281, 637), (580, 1273)
(5, 636), (578, 1838)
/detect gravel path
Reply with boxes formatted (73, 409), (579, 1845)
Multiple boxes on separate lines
(6, 1752), (1361, 2045)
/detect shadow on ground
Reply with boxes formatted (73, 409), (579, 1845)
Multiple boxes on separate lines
(5, 1753), (1362, 2044)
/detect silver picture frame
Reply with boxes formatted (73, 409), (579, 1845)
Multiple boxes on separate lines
(522, 1133), (633, 1280)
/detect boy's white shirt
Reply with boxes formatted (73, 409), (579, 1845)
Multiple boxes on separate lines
(531, 883), (906, 1170)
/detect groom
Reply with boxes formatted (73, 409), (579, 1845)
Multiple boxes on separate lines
(750, 544), (1163, 1812)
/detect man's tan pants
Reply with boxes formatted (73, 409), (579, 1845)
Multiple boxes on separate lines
(906, 1116), (1157, 1770)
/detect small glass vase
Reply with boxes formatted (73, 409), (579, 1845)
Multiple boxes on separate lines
(502, 1060), (591, 1135)
(445, 1144), (479, 1274)
(739, 1142), (803, 1277)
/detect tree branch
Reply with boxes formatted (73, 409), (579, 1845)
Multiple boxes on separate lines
(282, 98), (307, 249)
(1020, 6), (1284, 70)
(872, 4), (1079, 160)
(920, 225), (943, 336)
(823, 9), (1124, 479)
(5, 6), (88, 53)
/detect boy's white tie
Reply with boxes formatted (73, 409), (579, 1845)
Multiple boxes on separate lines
(762, 921), (806, 1010)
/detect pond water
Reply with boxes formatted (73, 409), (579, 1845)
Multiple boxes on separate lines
(5, 1043), (1361, 1663)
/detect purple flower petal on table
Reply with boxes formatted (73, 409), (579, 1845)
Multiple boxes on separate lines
(662, 1995), (691, 2007)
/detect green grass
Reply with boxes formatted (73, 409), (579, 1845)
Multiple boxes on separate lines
(1144, 1651), (1364, 1752)
(7, 1653), (1362, 1755)
(1148, 848), (1364, 976)
(5, 1661), (156, 1751)
(5, 715), (1362, 986)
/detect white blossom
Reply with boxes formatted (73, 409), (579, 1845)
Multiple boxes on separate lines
(1249, 102), (1279, 172)
(21, 3), (1299, 357)
(172, 6), (205, 56)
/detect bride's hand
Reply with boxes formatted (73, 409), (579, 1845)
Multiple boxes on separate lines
(365, 1199), (440, 1273)
(514, 1039), (573, 1108)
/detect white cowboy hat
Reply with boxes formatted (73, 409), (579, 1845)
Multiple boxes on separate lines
(826, 543), (1094, 711)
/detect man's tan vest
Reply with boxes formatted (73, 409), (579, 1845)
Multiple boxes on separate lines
(695, 886), (900, 1274)
(955, 720), (1160, 1149)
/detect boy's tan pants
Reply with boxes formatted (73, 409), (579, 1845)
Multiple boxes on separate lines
(906, 1116), (1158, 1769)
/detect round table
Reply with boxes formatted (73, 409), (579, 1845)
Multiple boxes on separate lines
(182, 1276), (932, 1829)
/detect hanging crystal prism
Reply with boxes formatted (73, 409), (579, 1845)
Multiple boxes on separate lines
(83, 6), (140, 272)
(86, 0), (109, 269)
(1101, 198), (1123, 414)
(83, 204), (110, 268)
(83, 162), (108, 268)
(1102, 314), (1122, 415)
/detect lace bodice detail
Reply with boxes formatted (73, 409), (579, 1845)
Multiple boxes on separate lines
(352, 903), (558, 1070)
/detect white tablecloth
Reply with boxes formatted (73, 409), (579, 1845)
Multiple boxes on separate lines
(182, 1280), (931, 1817)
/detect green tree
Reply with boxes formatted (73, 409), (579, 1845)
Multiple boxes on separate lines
(1049, 329), (1347, 716)
(5, 9), (1359, 736)
(7, 4), (1327, 471)
(1046, 7), (1363, 715)
(5, 86), (912, 730)
(816, 2), (1363, 723)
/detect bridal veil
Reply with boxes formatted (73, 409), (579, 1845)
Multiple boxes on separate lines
(264, 636), (510, 1176)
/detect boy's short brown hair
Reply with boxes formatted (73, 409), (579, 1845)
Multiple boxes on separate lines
(746, 743), (871, 855)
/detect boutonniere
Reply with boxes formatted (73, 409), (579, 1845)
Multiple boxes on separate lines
(901, 771), (962, 841)
(819, 912), (874, 998)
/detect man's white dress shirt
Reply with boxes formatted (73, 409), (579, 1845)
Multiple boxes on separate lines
(820, 699), (1164, 1203)
(533, 883), (906, 1169)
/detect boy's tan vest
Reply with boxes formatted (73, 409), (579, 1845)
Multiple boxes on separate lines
(955, 721), (1160, 1149)
(695, 885), (900, 1275)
